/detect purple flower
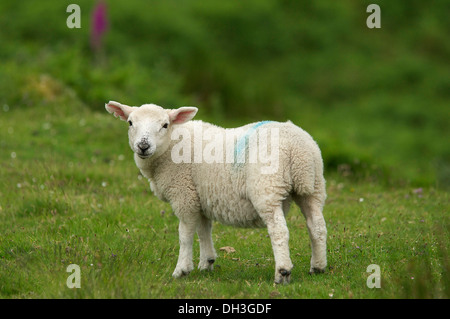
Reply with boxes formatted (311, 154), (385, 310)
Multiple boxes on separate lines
(90, 1), (109, 51)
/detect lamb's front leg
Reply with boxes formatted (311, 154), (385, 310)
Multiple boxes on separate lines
(197, 216), (217, 271)
(172, 218), (199, 278)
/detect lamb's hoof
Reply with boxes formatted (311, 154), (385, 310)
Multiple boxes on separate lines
(172, 268), (192, 278)
(309, 267), (326, 275)
(275, 268), (292, 284)
(198, 258), (215, 271)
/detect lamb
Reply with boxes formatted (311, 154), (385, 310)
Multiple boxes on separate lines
(105, 100), (327, 284)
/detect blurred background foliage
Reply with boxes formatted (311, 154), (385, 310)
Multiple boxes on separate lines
(0, 0), (448, 187)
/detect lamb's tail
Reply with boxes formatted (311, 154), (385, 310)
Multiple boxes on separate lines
(289, 135), (326, 200)
(291, 150), (327, 213)
(291, 153), (316, 196)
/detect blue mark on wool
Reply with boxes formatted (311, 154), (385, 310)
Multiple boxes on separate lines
(234, 121), (273, 165)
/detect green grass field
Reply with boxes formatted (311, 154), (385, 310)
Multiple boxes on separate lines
(0, 0), (448, 299)
(1, 102), (448, 299)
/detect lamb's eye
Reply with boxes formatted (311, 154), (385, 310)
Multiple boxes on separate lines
(162, 123), (168, 129)
(128, 121), (133, 127)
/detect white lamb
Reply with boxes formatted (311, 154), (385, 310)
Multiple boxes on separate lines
(105, 101), (327, 284)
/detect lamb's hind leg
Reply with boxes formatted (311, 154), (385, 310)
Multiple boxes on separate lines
(295, 193), (327, 274)
(197, 216), (217, 271)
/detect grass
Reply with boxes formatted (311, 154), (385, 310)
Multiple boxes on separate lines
(0, 102), (448, 299)
(0, 0), (448, 299)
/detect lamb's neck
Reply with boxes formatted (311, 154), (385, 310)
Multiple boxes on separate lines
(134, 150), (171, 181)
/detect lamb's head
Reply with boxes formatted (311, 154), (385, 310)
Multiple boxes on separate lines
(105, 101), (197, 159)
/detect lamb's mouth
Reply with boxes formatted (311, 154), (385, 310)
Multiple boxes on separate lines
(136, 151), (153, 159)
(137, 153), (151, 159)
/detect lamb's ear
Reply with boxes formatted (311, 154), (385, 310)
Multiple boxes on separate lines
(105, 101), (135, 121)
(168, 107), (198, 124)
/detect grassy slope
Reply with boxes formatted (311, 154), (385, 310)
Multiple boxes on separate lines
(0, 0), (448, 187)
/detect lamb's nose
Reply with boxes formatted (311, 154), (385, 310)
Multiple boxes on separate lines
(138, 142), (150, 152)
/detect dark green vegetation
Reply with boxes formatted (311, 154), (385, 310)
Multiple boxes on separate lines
(0, 1), (448, 298)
